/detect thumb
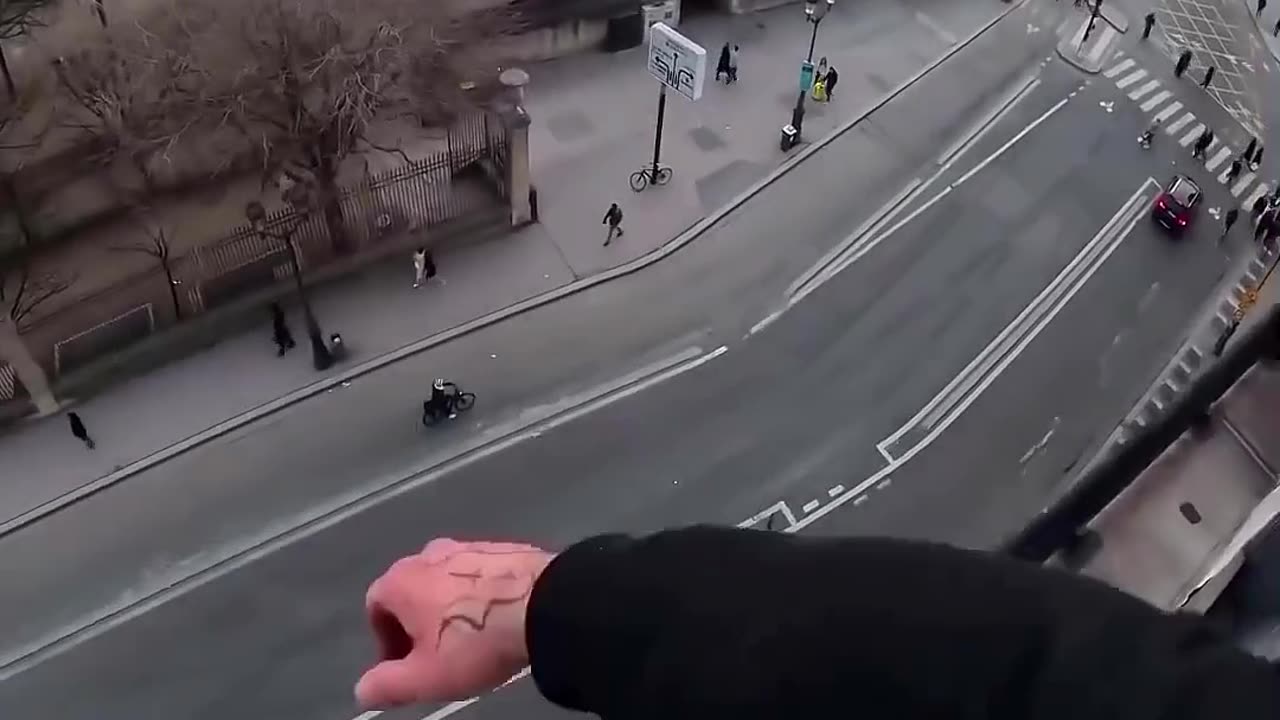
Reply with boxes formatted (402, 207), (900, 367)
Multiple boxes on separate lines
(355, 655), (435, 710)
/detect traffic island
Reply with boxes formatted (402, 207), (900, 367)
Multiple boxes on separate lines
(1057, 3), (1128, 74)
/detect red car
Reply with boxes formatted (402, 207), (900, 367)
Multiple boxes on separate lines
(1152, 175), (1202, 231)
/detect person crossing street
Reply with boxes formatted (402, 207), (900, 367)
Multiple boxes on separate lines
(1142, 11), (1155, 39)
(1174, 49), (1192, 78)
(1221, 206), (1240, 243)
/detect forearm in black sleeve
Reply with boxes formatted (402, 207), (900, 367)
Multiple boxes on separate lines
(524, 525), (1280, 720)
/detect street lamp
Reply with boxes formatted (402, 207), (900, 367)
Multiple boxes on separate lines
(245, 201), (334, 371)
(782, 0), (834, 151)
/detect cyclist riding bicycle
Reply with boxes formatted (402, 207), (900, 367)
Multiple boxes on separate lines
(424, 378), (458, 422)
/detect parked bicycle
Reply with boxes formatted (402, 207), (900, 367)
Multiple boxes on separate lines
(629, 164), (673, 192)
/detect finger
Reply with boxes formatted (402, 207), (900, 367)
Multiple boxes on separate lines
(355, 655), (435, 709)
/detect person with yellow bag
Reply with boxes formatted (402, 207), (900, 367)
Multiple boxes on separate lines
(812, 56), (829, 102)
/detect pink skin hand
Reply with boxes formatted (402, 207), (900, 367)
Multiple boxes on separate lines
(355, 539), (554, 710)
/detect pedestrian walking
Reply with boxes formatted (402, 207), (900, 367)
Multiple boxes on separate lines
(1221, 206), (1240, 242)
(422, 249), (438, 284)
(1251, 144), (1264, 170)
(270, 302), (296, 356)
(1254, 193), (1270, 217)
(727, 45), (739, 84)
(1201, 65), (1215, 89)
(1142, 11), (1156, 39)
(1273, 16), (1279, 36)
(602, 203), (624, 246)
(825, 66), (840, 100)
(412, 247), (426, 288)
(1193, 129), (1211, 159)
(715, 43), (731, 84)
(1243, 137), (1258, 163)
(68, 412), (95, 450)
(1255, 209), (1275, 243)
(1175, 49), (1192, 78)
(1227, 157), (1244, 185)
(1258, 0), (1267, 17)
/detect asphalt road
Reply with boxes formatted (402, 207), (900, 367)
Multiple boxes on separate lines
(0, 3), (1253, 719)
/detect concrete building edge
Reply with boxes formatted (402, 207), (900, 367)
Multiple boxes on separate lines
(0, 0), (1029, 539)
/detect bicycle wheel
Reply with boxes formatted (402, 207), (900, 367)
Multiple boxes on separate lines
(655, 166), (673, 185)
(422, 409), (443, 427)
(454, 392), (476, 412)
(629, 170), (648, 192)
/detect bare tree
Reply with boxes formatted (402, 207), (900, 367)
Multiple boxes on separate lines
(0, 211), (72, 413)
(110, 209), (182, 322)
(183, 0), (518, 254)
(50, 18), (208, 195)
(0, 0), (54, 99)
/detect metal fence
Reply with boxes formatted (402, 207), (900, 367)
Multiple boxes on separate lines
(0, 363), (16, 401)
(18, 112), (511, 381)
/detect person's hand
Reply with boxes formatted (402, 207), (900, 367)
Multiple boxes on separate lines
(355, 538), (553, 709)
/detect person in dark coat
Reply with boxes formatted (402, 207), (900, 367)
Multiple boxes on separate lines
(715, 43), (731, 84)
(1201, 65), (1216, 89)
(68, 412), (94, 450)
(271, 302), (296, 357)
(824, 66), (840, 100)
(1174, 49), (1192, 78)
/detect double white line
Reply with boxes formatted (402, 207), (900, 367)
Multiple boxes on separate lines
(877, 179), (1159, 463)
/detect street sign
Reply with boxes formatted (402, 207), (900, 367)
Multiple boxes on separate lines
(647, 22), (706, 102)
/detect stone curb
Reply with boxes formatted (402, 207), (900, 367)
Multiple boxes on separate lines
(0, 0), (1030, 540)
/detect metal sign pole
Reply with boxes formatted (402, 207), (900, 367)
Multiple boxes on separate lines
(651, 85), (668, 184)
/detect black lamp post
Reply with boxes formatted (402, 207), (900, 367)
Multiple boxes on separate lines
(245, 201), (334, 371)
(785, 0), (834, 149)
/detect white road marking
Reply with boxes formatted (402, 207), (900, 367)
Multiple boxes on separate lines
(876, 181), (1155, 462)
(1206, 146), (1233, 172)
(794, 184), (1156, 534)
(1244, 184), (1270, 208)
(1165, 112), (1195, 135)
(1128, 79), (1161, 100)
(789, 73), (1046, 304)
(0, 344), (732, 682)
(802, 499), (821, 513)
(1115, 68), (1149, 89)
(1152, 101), (1183, 124)
(1139, 89), (1173, 111)
(1085, 26), (1117, 64)
(737, 501), (798, 530)
(748, 309), (784, 337)
(878, 478), (893, 490)
(1103, 57), (1136, 78)
(853, 495), (869, 506)
(795, 95), (1072, 305)
(1179, 123), (1205, 147)
(915, 10), (958, 45)
(827, 485), (845, 497)
(1231, 173), (1256, 197)
(410, 668), (533, 720)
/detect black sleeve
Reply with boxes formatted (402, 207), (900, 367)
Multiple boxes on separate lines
(525, 526), (1280, 720)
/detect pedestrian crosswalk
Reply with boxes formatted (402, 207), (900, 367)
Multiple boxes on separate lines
(1103, 52), (1270, 206)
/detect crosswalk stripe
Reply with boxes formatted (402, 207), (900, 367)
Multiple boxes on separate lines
(1245, 184), (1271, 208)
(1085, 27), (1117, 64)
(1104, 58), (1136, 78)
(1128, 79), (1161, 100)
(1152, 101), (1183, 124)
(1206, 146), (1233, 172)
(1140, 90), (1173, 112)
(1232, 173), (1257, 198)
(1166, 112), (1195, 135)
(1116, 68), (1149, 89)
(1179, 123), (1205, 147)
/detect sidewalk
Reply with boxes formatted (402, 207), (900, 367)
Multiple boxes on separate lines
(1247, 0), (1280, 62)
(0, 0), (1008, 524)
